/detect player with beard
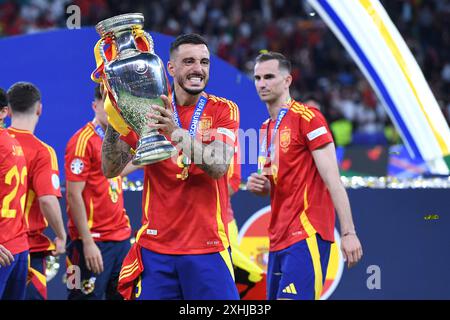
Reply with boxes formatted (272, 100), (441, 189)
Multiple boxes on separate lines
(102, 34), (240, 300)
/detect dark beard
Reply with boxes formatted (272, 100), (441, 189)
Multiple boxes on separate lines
(182, 86), (204, 95)
(177, 76), (207, 95)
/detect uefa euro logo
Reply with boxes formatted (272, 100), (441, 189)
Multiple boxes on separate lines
(134, 61), (148, 75)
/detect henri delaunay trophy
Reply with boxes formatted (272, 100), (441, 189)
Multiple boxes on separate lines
(93, 13), (176, 165)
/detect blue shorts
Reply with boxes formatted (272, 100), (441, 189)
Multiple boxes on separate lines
(267, 233), (331, 300)
(0, 250), (29, 300)
(26, 252), (48, 300)
(135, 247), (240, 300)
(66, 239), (130, 300)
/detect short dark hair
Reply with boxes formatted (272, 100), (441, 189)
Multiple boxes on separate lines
(170, 33), (209, 58)
(0, 88), (7, 108)
(7, 82), (41, 114)
(94, 84), (102, 100)
(255, 51), (292, 73)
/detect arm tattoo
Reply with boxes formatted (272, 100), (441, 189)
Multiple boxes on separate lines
(197, 140), (233, 179)
(101, 125), (133, 178)
(172, 128), (234, 179)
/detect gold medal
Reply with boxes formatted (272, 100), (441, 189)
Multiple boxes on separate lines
(182, 155), (191, 167)
(257, 156), (266, 175)
(179, 166), (189, 180)
(108, 178), (120, 203)
(81, 277), (96, 295)
(176, 154), (191, 180)
(110, 191), (118, 203)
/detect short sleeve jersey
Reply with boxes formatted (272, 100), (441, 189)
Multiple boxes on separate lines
(0, 129), (29, 254)
(7, 127), (61, 253)
(135, 94), (240, 255)
(65, 122), (131, 242)
(260, 101), (335, 251)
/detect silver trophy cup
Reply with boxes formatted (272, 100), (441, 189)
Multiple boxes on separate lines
(96, 13), (176, 165)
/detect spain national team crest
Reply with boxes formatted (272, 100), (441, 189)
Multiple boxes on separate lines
(198, 116), (212, 139)
(280, 128), (291, 152)
(238, 206), (344, 300)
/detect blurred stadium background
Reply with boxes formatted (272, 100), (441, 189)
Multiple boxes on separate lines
(2, 0), (450, 176)
(1, 0), (449, 299)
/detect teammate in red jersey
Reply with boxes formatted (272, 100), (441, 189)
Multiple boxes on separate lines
(101, 34), (240, 300)
(0, 88), (29, 300)
(6, 82), (66, 300)
(247, 52), (363, 300)
(64, 85), (132, 300)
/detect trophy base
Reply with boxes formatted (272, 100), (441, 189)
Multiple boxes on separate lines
(132, 133), (177, 166)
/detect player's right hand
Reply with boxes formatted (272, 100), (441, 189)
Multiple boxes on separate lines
(0, 244), (14, 267)
(83, 241), (104, 274)
(341, 233), (363, 268)
(52, 236), (66, 256)
(247, 173), (270, 195)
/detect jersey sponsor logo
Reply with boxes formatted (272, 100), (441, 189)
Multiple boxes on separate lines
(217, 127), (236, 142)
(52, 173), (60, 190)
(147, 229), (158, 236)
(282, 283), (298, 295)
(280, 128), (291, 152)
(291, 103), (315, 121)
(238, 206), (344, 300)
(307, 126), (327, 141)
(70, 158), (84, 175)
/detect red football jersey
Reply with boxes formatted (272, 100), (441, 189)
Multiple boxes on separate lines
(65, 122), (131, 242)
(7, 127), (61, 253)
(261, 101), (335, 252)
(226, 138), (241, 223)
(133, 94), (240, 254)
(0, 129), (29, 255)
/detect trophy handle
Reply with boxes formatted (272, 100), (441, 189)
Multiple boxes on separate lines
(143, 32), (155, 54)
(99, 38), (109, 65)
(130, 27), (153, 53)
(91, 37), (114, 83)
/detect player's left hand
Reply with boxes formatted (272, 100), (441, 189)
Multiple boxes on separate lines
(148, 95), (180, 137)
(341, 233), (363, 268)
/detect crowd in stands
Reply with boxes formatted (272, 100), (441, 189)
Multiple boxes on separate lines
(1, 0), (449, 146)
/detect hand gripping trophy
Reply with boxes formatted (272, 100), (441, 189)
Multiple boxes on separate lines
(91, 13), (176, 165)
